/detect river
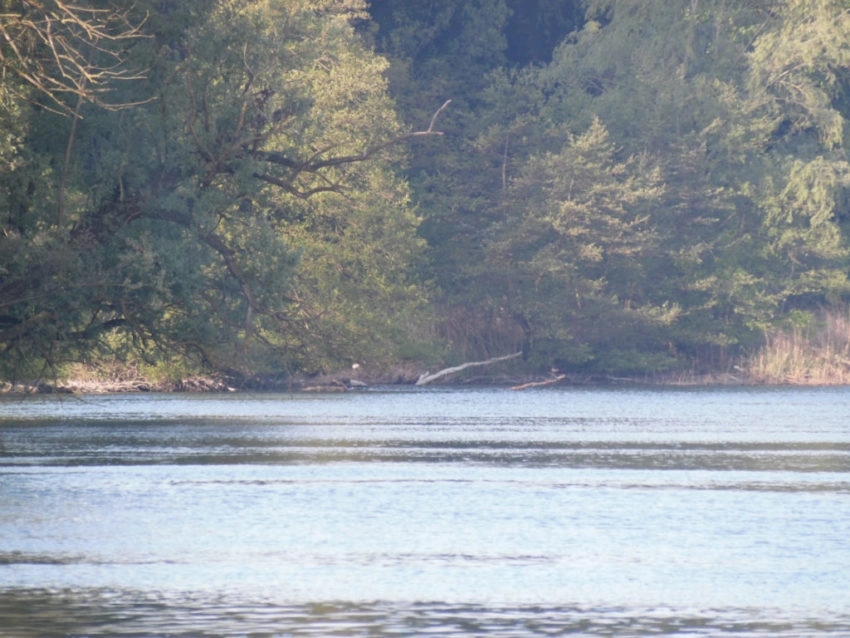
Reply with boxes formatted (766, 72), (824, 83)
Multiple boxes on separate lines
(1, 386), (849, 636)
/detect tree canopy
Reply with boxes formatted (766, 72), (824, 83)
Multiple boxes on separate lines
(371, 0), (850, 373)
(1, 0), (435, 381)
(3, 0), (850, 382)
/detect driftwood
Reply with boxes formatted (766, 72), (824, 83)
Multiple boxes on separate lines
(510, 374), (566, 391)
(416, 351), (522, 386)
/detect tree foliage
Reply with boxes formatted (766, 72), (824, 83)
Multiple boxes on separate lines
(3, 0), (850, 382)
(489, 118), (667, 370)
(0, 0), (433, 380)
(374, 0), (850, 372)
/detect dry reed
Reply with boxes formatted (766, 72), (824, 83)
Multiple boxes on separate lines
(746, 309), (850, 385)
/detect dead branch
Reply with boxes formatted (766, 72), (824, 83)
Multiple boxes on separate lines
(252, 99), (452, 175)
(510, 374), (566, 391)
(0, 1), (151, 115)
(424, 98), (452, 134)
(416, 351), (521, 386)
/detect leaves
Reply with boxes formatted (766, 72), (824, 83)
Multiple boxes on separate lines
(0, 0), (431, 379)
(488, 117), (665, 368)
(375, 0), (850, 372)
(4, 0), (850, 381)
(748, 0), (850, 148)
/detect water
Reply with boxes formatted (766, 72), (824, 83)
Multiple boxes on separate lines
(1, 386), (848, 636)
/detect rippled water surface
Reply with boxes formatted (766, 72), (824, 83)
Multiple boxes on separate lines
(1, 386), (849, 636)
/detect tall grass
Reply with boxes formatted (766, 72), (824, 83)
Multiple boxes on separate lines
(746, 308), (850, 385)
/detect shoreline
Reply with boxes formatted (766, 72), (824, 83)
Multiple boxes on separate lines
(3, 369), (848, 395)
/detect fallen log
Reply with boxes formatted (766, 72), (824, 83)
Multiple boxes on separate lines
(510, 374), (566, 391)
(416, 352), (522, 386)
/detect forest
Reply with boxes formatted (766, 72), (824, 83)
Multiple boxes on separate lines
(2, 0), (850, 387)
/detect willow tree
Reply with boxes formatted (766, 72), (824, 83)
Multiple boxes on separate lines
(744, 0), (850, 312)
(0, 0), (436, 380)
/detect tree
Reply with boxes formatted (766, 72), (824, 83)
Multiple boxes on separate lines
(368, 0), (512, 293)
(370, 0), (850, 372)
(488, 118), (667, 371)
(488, 0), (850, 368)
(504, 0), (584, 66)
(0, 0), (438, 380)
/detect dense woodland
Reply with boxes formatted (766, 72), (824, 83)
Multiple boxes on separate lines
(2, 0), (850, 385)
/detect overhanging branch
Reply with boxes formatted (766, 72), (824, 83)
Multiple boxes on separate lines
(0, 1), (152, 115)
(252, 99), (451, 178)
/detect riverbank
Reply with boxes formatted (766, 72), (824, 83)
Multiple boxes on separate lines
(2, 365), (847, 395)
(0, 361), (422, 395)
(0, 375), (235, 395)
(5, 308), (849, 395)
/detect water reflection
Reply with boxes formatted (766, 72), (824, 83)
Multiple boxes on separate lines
(1, 589), (847, 637)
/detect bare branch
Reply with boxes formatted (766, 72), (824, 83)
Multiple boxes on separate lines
(510, 374), (566, 390)
(425, 98), (452, 134)
(253, 172), (344, 200)
(0, 1), (152, 115)
(252, 100), (452, 180)
(416, 351), (521, 386)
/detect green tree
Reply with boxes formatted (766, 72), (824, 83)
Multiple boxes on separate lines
(1, 0), (434, 380)
(369, 0), (512, 293)
(376, 0), (850, 372)
(489, 0), (850, 368)
(488, 118), (667, 371)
